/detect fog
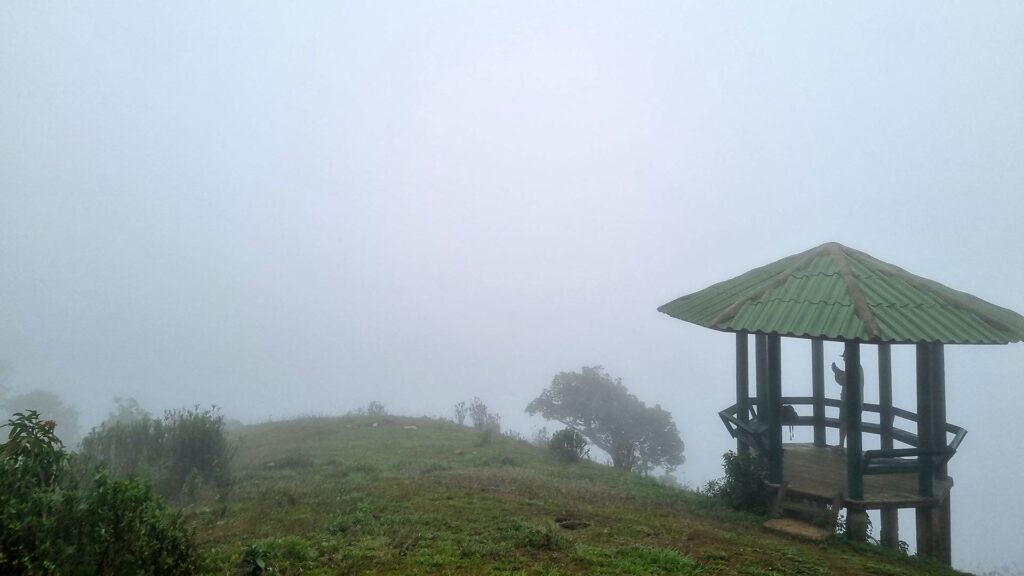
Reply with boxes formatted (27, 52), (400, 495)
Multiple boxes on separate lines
(2, 2), (1023, 572)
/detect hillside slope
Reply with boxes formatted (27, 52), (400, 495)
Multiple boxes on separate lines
(191, 415), (964, 575)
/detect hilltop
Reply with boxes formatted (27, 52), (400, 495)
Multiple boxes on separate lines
(190, 415), (965, 575)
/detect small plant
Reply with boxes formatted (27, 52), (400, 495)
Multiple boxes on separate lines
(835, 510), (879, 543)
(242, 543), (270, 575)
(702, 450), (770, 514)
(548, 428), (589, 462)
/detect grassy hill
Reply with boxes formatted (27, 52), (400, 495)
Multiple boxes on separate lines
(190, 415), (965, 575)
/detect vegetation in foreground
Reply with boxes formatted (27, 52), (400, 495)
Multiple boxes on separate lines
(189, 414), (965, 576)
(0, 411), (198, 574)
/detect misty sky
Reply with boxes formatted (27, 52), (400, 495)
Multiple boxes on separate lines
(2, 2), (1023, 571)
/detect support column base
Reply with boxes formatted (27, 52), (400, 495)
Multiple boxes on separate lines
(880, 507), (899, 549)
(846, 509), (868, 541)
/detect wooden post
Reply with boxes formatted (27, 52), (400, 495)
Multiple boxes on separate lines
(915, 344), (934, 498)
(767, 335), (783, 484)
(846, 507), (869, 542)
(931, 343), (952, 565)
(812, 339), (825, 447)
(916, 343), (936, 558)
(736, 333), (750, 455)
(879, 505), (900, 549)
(877, 343), (898, 548)
(917, 507), (941, 560)
(755, 334), (767, 420)
(879, 344), (893, 451)
(845, 342), (864, 501)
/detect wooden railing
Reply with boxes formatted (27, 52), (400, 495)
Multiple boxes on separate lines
(718, 397), (967, 476)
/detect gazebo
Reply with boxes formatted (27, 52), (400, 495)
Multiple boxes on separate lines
(658, 242), (1024, 563)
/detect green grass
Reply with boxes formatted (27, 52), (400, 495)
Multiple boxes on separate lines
(188, 415), (967, 575)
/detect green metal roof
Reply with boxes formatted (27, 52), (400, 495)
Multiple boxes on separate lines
(658, 242), (1024, 344)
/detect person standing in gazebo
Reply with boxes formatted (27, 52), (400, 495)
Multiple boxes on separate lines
(832, 352), (864, 450)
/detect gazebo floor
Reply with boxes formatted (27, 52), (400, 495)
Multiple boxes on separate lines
(774, 443), (952, 510)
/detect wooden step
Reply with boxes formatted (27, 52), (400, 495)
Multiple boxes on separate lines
(764, 518), (833, 541)
(770, 481), (844, 533)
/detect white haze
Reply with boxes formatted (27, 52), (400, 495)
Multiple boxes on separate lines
(2, 2), (1023, 572)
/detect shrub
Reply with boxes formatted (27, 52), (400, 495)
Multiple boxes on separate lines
(162, 406), (233, 500)
(468, 397), (497, 431)
(0, 410), (198, 574)
(75, 471), (198, 574)
(79, 404), (234, 503)
(702, 450), (770, 514)
(548, 428), (589, 462)
(0, 411), (69, 571)
(457, 397), (501, 438)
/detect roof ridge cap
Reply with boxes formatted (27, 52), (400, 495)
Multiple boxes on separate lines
(826, 244), (881, 340)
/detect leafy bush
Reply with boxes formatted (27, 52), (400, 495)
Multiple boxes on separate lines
(0, 410), (198, 574)
(702, 450), (770, 514)
(163, 406), (233, 499)
(79, 404), (234, 503)
(467, 397), (500, 432)
(74, 471), (198, 574)
(549, 428), (589, 462)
